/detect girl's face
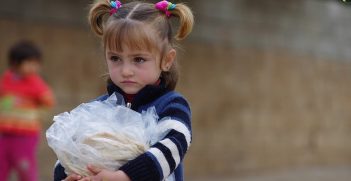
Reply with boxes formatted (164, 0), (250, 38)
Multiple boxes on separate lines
(17, 59), (41, 76)
(106, 45), (163, 94)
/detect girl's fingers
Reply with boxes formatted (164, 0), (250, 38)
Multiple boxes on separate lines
(87, 165), (102, 175)
(78, 177), (90, 181)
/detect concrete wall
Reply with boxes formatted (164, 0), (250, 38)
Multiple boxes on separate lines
(181, 46), (351, 178)
(182, 0), (351, 177)
(1, 0), (351, 180)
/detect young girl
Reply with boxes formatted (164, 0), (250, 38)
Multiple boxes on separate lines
(53, 0), (194, 181)
(0, 41), (55, 181)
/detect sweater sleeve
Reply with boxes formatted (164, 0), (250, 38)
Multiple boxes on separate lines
(53, 161), (67, 181)
(119, 95), (192, 181)
(31, 75), (55, 107)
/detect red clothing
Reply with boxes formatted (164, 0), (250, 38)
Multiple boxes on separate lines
(0, 70), (54, 135)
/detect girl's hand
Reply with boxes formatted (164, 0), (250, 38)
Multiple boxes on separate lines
(64, 173), (82, 181)
(78, 165), (131, 181)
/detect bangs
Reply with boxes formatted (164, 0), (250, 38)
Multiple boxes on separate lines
(103, 20), (161, 53)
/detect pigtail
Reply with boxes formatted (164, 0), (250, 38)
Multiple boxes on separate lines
(171, 3), (194, 40)
(88, 0), (111, 36)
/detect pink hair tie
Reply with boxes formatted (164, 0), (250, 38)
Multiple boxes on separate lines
(155, 0), (176, 17)
(110, 0), (122, 16)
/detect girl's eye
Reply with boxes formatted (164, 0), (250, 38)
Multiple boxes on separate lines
(134, 57), (146, 64)
(110, 56), (121, 62)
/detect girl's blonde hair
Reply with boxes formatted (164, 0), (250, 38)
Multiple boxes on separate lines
(89, 0), (194, 90)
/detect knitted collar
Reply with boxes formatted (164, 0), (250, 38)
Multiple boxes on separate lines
(107, 80), (170, 110)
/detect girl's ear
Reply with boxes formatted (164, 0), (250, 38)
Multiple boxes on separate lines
(161, 49), (176, 71)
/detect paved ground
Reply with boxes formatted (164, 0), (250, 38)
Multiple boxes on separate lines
(189, 166), (351, 181)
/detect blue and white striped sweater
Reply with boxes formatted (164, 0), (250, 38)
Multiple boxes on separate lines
(53, 83), (192, 181)
(118, 91), (191, 181)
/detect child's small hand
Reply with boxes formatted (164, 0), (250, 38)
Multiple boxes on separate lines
(64, 173), (82, 181)
(79, 165), (131, 181)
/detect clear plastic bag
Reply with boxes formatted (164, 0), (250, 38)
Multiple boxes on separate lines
(46, 94), (174, 180)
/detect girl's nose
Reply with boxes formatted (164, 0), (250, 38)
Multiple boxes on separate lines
(121, 64), (134, 77)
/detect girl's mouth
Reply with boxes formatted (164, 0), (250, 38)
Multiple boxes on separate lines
(121, 80), (136, 84)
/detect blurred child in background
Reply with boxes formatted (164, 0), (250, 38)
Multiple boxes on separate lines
(0, 41), (55, 181)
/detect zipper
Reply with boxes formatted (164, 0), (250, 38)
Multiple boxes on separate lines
(126, 102), (132, 109)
